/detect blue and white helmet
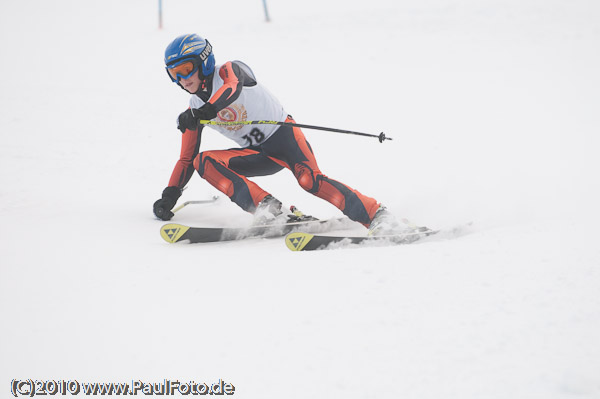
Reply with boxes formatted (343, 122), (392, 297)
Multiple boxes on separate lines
(164, 34), (215, 78)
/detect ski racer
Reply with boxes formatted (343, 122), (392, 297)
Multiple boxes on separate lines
(152, 34), (402, 235)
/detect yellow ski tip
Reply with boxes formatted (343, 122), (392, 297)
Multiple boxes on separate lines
(285, 232), (314, 251)
(160, 223), (190, 243)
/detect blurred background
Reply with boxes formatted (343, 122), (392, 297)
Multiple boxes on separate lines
(1, 1), (599, 398)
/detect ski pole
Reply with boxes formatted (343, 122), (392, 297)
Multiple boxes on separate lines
(173, 196), (219, 213)
(198, 119), (392, 143)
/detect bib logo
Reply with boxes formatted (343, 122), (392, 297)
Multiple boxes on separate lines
(218, 105), (247, 131)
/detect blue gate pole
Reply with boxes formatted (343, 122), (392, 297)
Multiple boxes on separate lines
(262, 0), (270, 22)
(158, 0), (163, 29)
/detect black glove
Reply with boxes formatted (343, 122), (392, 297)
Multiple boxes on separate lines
(153, 186), (182, 221)
(177, 103), (218, 133)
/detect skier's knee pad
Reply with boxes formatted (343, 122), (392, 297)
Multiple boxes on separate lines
(193, 154), (202, 174)
(295, 164), (319, 193)
(195, 152), (216, 176)
(196, 154), (236, 197)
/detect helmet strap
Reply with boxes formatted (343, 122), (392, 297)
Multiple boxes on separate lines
(195, 71), (214, 100)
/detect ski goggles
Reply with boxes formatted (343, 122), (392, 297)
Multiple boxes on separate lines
(166, 58), (200, 82)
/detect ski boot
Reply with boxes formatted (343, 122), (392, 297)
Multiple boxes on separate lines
(253, 195), (319, 226)
(253, 195), (286, 226)
(368, 205), (404, 236)
(368, 205), (434, 239)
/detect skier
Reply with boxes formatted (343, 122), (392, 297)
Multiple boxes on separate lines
(153, 34), (401, 235)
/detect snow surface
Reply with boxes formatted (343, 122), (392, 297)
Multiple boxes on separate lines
(1, 0), (600, 397)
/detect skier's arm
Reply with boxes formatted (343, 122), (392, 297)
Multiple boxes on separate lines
(206, 61), (255, 111)
(177, 62), (257, 132)
(168, 126), (202, 188)
(153, 126), (201, 221)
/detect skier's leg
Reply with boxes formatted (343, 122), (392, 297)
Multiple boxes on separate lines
(260, 117), (380, 226)
(193, 148), (284, 212)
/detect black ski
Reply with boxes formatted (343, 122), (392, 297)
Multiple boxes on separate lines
(285, 228), (438, 251)
(160, 217), (350, 244)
